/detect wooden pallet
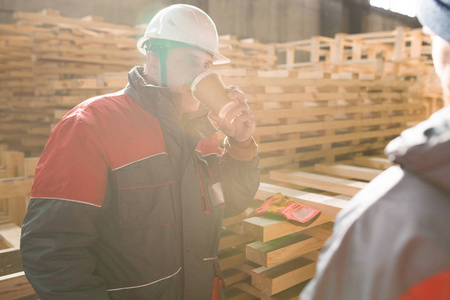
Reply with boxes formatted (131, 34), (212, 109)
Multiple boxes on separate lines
(223, 156), (391, 298)
(0, 146), (38, 226)
(0, 224), (38, 300)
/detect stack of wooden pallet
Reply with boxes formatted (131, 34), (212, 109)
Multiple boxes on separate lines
(40, 66), (421, 174)
(0, 145), (37, 227)
(1, 9), (142, 156)
(216, 68), (422, 172)
(217, 35), (277, 70)
(274, 27), (443, 117)
(275, 27), (432, 74)
(0, 23), (36, 155)
(220, 155), (392, 299)
(0, 145), (39, 300)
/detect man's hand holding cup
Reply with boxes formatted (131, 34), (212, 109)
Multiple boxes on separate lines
(191, 72), (254, 143)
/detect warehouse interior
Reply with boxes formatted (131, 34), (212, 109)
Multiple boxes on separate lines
(0, 0), (446, 299)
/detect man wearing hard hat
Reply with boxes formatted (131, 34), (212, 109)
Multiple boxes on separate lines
(300, 0), (450, 299)
(21, 4), (260, 300)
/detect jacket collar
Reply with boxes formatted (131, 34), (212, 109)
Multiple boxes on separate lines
(124, 66), (171, 117)
(124, 66), (217, 145)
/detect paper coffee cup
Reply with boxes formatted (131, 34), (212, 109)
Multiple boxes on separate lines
(191, 71), (236, 119)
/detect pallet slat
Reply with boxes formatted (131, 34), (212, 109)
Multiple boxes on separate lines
(246, 233), (325, 267)
(314, 163), (382, 181)
(270, 170), (367, 196)
(251, 257), (316, 295)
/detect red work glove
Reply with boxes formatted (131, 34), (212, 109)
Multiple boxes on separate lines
(254, 193), (321, 226)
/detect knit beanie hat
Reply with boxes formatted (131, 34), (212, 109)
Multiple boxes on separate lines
(417, 0), (450, 43)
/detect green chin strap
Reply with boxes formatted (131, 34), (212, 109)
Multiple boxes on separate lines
(145, 40), (169, 87)
(145, 39), (212, 88)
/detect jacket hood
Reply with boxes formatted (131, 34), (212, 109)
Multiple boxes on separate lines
(384, 106), (450, 195)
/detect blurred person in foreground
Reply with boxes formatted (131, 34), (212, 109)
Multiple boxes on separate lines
(300, 0), (450, 299)
(20, 4), (260, 300)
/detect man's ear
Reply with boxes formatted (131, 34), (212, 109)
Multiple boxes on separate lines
(145, 51), (160, 85)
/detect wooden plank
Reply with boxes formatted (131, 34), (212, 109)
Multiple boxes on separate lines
(259, 141), (387, 170)
(0, 271), (37, 300)
(301, 222), (334, 241)
(2, 151), (24, 178)
(223, 207), (253, 228)
(251, 257), (316, 295)
(219, 229), (254, 251)
(234, 281), (265, 299)
(33, 54), (139, 67)
(260, 280), (310, 300)
(246, 233), (325, 267)
(243, 214), (332, 243)
(256, 183), (349, 219)
(0, 177), (33, 199)
(24, 157), (39, 177)
(353, 156), (393, 170)
(218, 248), (246, 271)
(314, 163), (382, 181)
(0, 224), (21, 249)
(235, 261), (261, 275)
(258, 128), (403, 154)
(228, 76), (413, 88)
(393, 27), (406, 61)
(225, 286), (257, 300)
(0, 248), (38, 299)
(302, 251), (321, 262)
(222, 268), (250, 287)
(6, 195), (29, 227)
(253, 114), (415, 136)
(270, 170), (367, 196)
(13, 11), (139, 35)
(252, 102), (419, 121)
(0, 248), (22, 276)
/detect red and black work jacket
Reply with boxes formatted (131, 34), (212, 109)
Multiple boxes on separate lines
(21, 66), (260, 300)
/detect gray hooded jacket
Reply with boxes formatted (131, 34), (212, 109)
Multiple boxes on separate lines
(300, 106), (450, 300)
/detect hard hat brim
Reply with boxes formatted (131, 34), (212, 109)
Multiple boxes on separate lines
(137, 36), (230, 65)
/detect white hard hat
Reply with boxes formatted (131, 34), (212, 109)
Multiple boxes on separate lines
(137, 4), (230, 65)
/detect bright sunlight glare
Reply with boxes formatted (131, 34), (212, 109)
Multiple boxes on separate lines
(370, 0), (418, 17)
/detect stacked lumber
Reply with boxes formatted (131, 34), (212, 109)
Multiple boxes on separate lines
(0, 145), (38, 298)
(275, 27), (443, 117)
(218, 35), (277, 70)
(0, 9), (143, 156)
(0, 145), (38, 299)
(9, 63), (422, 171)
(275, 27), (432, 74)
(0, 23), (37, 155)
(0, 145), (37, 226)
(216, 68), (422, 172)
(0, 231), (38, 300)
(221, 155), (391, 299)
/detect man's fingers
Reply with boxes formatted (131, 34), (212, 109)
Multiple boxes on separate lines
(226, 86), (246, 103)
(224, 103), (251, 120)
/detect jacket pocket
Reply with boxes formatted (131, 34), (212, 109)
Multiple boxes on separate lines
(114, 153), (175, 228)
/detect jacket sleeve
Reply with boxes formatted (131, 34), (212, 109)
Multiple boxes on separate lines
(200, 135), (260, 217)
(20, 116), (110, 300)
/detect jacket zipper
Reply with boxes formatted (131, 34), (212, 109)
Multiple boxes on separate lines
(197, 166), (211, 215)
